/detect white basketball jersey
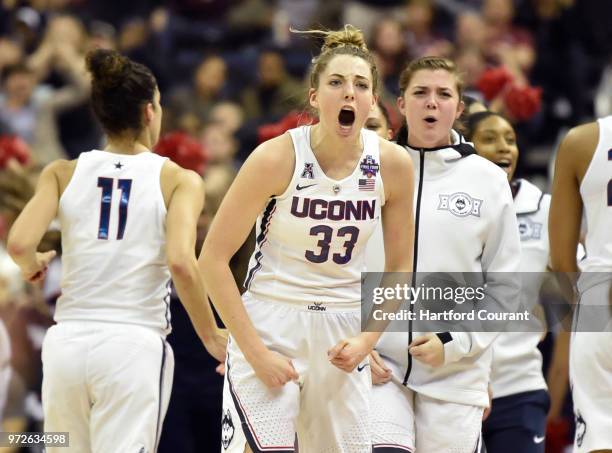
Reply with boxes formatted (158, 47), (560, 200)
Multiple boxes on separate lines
(56, 150), (171, 333)
(244, 126), (384, 307)
(580, 116), (612, 272)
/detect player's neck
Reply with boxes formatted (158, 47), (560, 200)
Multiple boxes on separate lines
(105, 134), (151, 155)
(310, 123), (362, 164)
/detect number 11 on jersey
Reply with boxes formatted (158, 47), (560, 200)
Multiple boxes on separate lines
(608, 149), (612, 206)
(97, 177), (133, 240)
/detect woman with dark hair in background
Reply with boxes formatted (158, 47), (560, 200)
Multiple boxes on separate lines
(466, 111), (551, 453)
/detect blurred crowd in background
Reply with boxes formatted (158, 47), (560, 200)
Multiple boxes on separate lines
(1, 0), (611, 452)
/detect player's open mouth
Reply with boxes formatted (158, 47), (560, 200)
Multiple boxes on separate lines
(424, 116), (437, 124)
(496, 160), (512, 169)
(338, 108), (356, 127)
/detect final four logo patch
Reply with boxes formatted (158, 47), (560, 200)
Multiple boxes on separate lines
(438, 192), (482, 217)
(301, 163), (314, 179)
(360, 155), (380, 178)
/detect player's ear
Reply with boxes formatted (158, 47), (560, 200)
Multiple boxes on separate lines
(309, 88), (318, 110)
(144, 102), (154, 125)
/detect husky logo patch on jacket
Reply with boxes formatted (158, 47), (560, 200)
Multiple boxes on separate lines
(438, 192), (482, 217)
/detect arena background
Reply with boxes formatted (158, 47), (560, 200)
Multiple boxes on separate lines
(1, 1), (611, 452)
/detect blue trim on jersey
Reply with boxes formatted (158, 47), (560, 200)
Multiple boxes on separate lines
(163, 280), (171, 330)
(244, 199), (277, 290)
(117, 178), (133, 240)
(226, 355), (295, 453)
(154, 339), (167, 451)
(97, 177), (113, 239)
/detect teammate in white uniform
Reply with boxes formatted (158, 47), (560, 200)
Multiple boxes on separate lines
(368, 57), (521, 453)
(0, 318), (10, 424)
(199, 25), (414, 453)
(550, 117), (612, 453)
(466, 111), (550, 453)
(7, 49), (225, 453)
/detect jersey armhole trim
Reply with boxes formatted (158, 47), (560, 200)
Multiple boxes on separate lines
(275, 129), (301, 201)
(157, 157), (169, 216)
(58, 154), (85, 209)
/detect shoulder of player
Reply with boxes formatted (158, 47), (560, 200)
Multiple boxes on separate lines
(379, 138), (413, 176)
(161, 160), (204, 193)
(558, 121), (598, 158)
(40, 158), (74, 186)
(554, 121), (598, 182)
(247, 132), (295, 171)
(236, 133), (295, 197)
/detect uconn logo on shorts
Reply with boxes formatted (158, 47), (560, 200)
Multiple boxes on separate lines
(222, 409), (235, 449)
(307, 302), (327, 312)
(438, 192), (482, 218)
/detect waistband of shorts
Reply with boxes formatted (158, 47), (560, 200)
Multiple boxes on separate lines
(242, 291), (361, 313)
(52, 320), (168, 338)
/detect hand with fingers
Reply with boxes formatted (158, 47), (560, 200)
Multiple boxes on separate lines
(23, 250), (57, 283)
(328, 334), (375, 373)
(250, 349), (299, 389)
(409, 333), (444, 368)
(370, 350), (392, 385)
(203, 327), (229, 363)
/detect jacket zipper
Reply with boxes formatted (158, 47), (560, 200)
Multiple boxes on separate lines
(403, 148), (425, 385)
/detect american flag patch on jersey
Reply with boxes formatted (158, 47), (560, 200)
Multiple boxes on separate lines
(359, 178), (375, 191)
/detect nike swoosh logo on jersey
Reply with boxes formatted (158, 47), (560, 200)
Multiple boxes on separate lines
(533, 435), (545, 444)
(357, 363), (370, 372)
(296, 183), (317, 190)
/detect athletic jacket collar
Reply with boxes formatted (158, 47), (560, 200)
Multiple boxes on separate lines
(513, 178), (545, 215)
(403, 130), (477, 178)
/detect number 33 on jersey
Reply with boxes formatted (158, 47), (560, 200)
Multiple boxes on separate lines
(244, 126), (384, 306)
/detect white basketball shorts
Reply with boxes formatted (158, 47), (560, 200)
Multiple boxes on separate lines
(570, 277), (612, 452)
(221, 296), (371, 453)
(41, 321), (174, 453)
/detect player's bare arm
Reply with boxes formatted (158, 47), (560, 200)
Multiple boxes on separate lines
(199, 133), (299, 388)
(7, 160), (69, 281)
(550, 122), (598, 274)
(329, 140), (415, 372)
(162, 161), (227, 363)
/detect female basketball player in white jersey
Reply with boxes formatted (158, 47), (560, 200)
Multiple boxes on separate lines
(7, 49), (226, 453)
(466, 111), (550, 453)
(199, 25), (414, 453)
(368, 57), (521, 452)
(550, 118), (612, 453)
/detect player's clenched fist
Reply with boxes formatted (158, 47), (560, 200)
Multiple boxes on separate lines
(328, 333), (376, 373)
(251, 349), (299, 389)
(409, 333), (445, 367)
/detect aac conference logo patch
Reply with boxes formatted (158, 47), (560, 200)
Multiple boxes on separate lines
(438, 192), (482, 218)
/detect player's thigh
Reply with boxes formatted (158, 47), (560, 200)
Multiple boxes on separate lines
(371, 380), (415, 452)
(41, 324), (92, 453)
(222, 337), (299, 453)
(88, 327), (174, 453)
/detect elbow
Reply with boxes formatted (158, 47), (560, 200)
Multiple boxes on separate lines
(167, 254), (197, 283)
(7, 232), (30, 261)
